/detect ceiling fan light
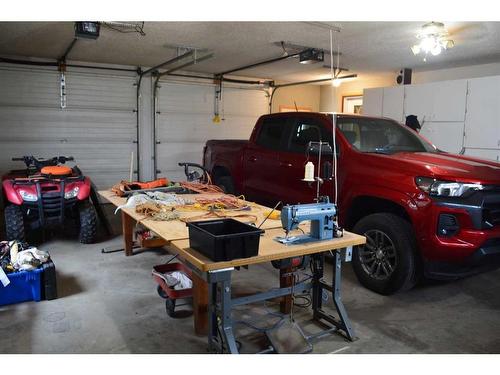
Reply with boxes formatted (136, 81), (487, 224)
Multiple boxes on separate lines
(421, 37), (434, 53)
(331, 78), (341, 87)
(444, 40), (455, 49)
(411, 45), (421, 55)
(431, 44), (442, 56)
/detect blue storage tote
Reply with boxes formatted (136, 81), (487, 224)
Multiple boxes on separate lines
(0, 268), (43, 306)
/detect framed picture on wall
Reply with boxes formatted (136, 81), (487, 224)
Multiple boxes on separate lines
(342, 95), (363, 114)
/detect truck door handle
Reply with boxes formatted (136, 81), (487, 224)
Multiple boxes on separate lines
(279, 161), (293, 168)
(248, 156), (257, 162)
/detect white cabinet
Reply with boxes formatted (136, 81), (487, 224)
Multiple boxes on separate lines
(382, 86), (404, 122)
(464, 148), (500, 162)
(362, 87), (383, 116)
(363, 86), (404, 122)
(404, 79), (467, 124)
(419, 122), (465, 154)
(464, 76), (500, 149)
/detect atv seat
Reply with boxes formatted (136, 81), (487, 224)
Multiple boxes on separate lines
(40, 165), (73, 177)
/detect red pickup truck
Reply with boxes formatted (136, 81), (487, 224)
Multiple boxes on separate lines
(203, 112), (500, 295)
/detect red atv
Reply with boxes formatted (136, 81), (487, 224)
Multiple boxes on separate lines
(2, 155), (97, 244)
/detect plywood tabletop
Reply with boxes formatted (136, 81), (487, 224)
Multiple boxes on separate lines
(98, 189), (284, 242)
(169, 228), (366, 272)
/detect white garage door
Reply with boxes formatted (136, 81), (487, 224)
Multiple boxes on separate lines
(155, 81), (269, 181)
(0, 66), (138, 190)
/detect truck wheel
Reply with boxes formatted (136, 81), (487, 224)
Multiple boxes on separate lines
(79, 201), (97, 244)
(5, 205), (26, 242)
(352, 213), (418, 295)
(215, 175), (235, 194)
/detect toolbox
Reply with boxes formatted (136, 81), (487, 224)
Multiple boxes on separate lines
(187, 218), (264, 262)
(0, 267), (43, 306)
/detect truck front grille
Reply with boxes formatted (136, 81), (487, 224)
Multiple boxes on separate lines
(482, 186), (500, 228)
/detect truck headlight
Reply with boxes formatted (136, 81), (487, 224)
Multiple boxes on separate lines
(415, 177), (483, 197)
(19, 190), (38, 202)
(64, 186), (80, 199)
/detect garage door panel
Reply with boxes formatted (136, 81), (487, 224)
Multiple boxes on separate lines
(156, 81), (268, 181)
(157, 113), (256, 142)
(0, 69), (59, 107)
(159, 83), (213, 113)
(222, 88), (269, 116)
(156, 142), (206, 181)
(0, 67), (138, 190)
(0, 107), (136, 142)
(0, 142), (136, 189)
(66, 74), (136, 110)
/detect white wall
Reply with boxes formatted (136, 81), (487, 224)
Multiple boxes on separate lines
(413, 62), (500, 84)
(272, 84), (321, 113)
(320, 73), (395, 113)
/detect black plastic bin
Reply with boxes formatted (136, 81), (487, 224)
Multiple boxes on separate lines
(186, 218), (264, 262)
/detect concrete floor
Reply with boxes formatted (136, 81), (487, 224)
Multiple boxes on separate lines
(1, 206), (500, 354)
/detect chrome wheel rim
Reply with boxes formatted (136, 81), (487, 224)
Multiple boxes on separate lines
(358, 229), (397, 280)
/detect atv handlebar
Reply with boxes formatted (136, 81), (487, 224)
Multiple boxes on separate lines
(12, 156), (75, 170)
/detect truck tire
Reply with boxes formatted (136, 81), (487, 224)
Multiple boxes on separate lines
(215, 175), (235, 195)
(352, 213), (418, 295)
(79, 201), (97, 244)
(5, 205), (26, 242)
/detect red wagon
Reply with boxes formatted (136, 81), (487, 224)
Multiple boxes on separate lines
(152, 262), (193, 317)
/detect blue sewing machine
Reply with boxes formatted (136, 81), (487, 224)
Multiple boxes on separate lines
(275, 197), (339, 245)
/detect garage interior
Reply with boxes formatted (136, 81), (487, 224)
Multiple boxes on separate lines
(1, 19), (500, 356)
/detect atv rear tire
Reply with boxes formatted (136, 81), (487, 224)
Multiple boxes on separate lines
(79, 201), (97, 244)
(5, 205), (25, 242)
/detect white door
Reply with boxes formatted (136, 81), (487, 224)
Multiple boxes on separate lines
(0, 66), (138, 190)
(155, 81), (269, 181)
(464, 76), (500, 149)
(404, 80), (467, 124)
(464, 148), (500, 162)
(382, 86), (404, 122)
(419, 122), (465, 154)
(362, 88), (383, 117)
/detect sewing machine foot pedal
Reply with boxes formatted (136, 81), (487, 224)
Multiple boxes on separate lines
(265, 320), (312, 354)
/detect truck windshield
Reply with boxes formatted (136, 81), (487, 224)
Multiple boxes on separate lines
(335, 116), (437, 154)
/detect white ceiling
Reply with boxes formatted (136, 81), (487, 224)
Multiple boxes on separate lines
(1, 21), (499, 82)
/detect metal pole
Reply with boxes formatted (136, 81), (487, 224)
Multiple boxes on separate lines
(60, 38), (78, 62)
(274, 74), (357, 89)
(156, 53), (214, 78)
(218, 51), (304, 76)
(140, 50), (194, 77)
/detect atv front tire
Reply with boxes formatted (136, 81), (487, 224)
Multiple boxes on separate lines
(79, 201), (97, 244)
(5, 205), (25, 242)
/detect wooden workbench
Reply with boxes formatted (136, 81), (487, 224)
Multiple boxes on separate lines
(170, 228), (365, 272)
(99, 189), (366, 340)
(99, 189), (284, 254)
(170, 228), (365, 353)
